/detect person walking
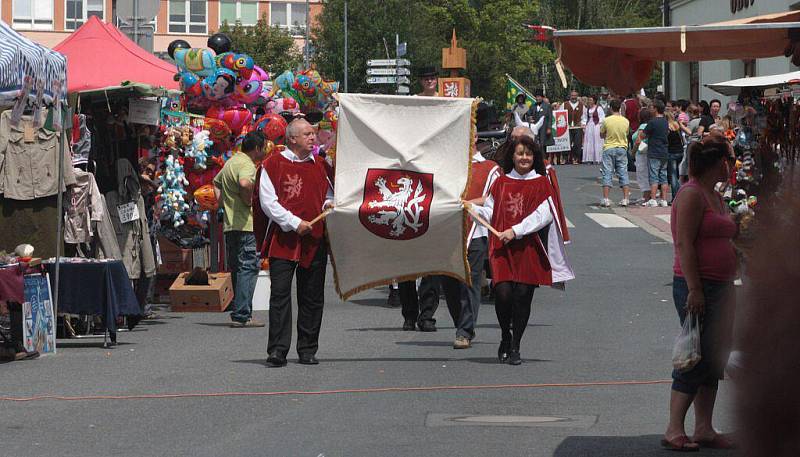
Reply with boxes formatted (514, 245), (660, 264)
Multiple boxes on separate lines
(643, 100), (671, 207)
(469, 136), (573, 365)
(662, 136), (737, 452)
(666, 112), (691, 203)
(564, 90), (586, 165)
(598, 99), (631, 207)
(213, 131), (267, 328)
(582, 95), (605, 164)
(441, 150), (501, 349)
(259, 119), (334, 367)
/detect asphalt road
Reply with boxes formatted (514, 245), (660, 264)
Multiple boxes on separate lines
(0, 165), (736, 457)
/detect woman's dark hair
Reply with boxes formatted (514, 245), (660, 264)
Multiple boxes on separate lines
(588, 94), (598, 103)
(639, 107), (653, 124)
(241, 131), (266, 153)
(678, 99), (689, 111)
(515, 93), (527, 104)
(700, 100), (711, 116)
(502, 135), (546, 176)
(688, 135), (729, 177)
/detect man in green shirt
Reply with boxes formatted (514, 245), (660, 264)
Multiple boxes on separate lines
(599, 98), (631, 207)
(213, 131), (266, 327)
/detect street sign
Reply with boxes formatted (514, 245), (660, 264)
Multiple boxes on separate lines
(397, 85), (410, 94)
(116, 0), (159, 21)
(367, 76), (397, 84)
(367, 59), (411, 67)
(367, 67), (410, 76)
(397, 42), (407, 57)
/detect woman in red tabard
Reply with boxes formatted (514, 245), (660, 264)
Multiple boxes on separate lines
(470, 136), (574, 365)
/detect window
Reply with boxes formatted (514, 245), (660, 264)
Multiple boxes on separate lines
(743, 59), (756, 78)
(220, 0), (258, 26)
(12, 0), (53, 30)
(270, 2), (306, 36)
(66, 0), (104, 31)
(169, 0), (207, 34)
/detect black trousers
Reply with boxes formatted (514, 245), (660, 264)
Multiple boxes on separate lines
(494, 281), (536, 351)
(568, 128), (583, 163)
(399, 275), (440, 324)
(267, 244), (327, 357)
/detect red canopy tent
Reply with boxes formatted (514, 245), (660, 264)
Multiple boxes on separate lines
(53, 16), (178, 94)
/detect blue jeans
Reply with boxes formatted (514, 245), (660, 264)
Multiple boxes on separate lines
(225, 231), (259, 323)
(667, 153), (683, 202)
(648, 157), (668, 185)
(671, 276), (734, 395)
(601, 147), (630, 187)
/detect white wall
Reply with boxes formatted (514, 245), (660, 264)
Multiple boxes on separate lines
(668, 0), (799, 101)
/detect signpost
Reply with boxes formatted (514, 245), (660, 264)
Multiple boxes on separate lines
(116, 0), (159, 52)
(366, 38), (411, 95)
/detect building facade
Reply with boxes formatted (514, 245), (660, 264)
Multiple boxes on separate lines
(667, 0), (800, 101)
(1, 0), (321, 54)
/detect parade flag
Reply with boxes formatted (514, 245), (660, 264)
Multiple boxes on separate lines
(327, 94), (476, 299)
(546, 109), (571, 153)
(505, 74), (535, 111)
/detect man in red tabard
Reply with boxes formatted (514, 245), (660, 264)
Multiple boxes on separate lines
(440, 150), (501, 349)
(258, 119), (333, 367)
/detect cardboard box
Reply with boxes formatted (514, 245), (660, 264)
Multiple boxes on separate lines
(157, 237), (210, 274)
(169, 272), (233, 312)
(153, 274), (177, 304)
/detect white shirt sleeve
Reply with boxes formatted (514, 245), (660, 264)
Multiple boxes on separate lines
(511, 199), (553, 239)
(473, 193), (494, 222)
(322, 181), (334, 210)
(258, 170), (301, 232)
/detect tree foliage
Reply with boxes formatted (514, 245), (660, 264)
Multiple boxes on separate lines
(312, 0), (662, 105)
(218, 17), (303, 75)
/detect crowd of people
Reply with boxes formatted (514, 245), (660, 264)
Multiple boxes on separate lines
(515, 88), (761, 211)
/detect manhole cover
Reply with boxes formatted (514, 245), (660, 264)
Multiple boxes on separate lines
(426, 414), (597, 428)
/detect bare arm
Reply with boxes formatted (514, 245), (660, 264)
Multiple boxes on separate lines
(674, 188), (706, 313)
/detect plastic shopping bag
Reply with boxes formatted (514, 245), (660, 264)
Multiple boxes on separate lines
(672, 313), (701, 372)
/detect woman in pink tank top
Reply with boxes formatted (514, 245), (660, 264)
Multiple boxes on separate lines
(662, 136), (738, 451)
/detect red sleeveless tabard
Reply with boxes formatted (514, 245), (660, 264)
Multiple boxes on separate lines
(488, 175), (553, 286)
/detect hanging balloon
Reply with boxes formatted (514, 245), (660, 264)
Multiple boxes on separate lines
(201, 68), (237, 102)
(167, 39), (191, 59)
(232, 71), (263, 105)
(193, 184), (219, 211)
(253, 65), (269, 81)
(203, 117), (232, 150)
(207, 33), (232, 54)
(176, 71), (203, 97)
(216, 52), (255, 80)
(174, 48), (217, 77)
(271, 70), (295, 96)
(267, 97), (299, 115)
(255, 113), (288, 144)
(207, 105), (251, 136)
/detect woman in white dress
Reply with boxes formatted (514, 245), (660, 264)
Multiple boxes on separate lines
(582, 95), (605, 164)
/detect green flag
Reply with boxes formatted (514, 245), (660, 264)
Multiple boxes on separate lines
(506, 75), (535, 111)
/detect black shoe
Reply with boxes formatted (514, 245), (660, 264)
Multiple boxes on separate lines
(402, 319), (416, 331)
(417, 321), (437, 332)
(266, 352), (287, 368)
(498, 340), (510, 363)
(387, 288), (401, 308)
(298, 354), (319, 365)
(508, 350), (522, 366)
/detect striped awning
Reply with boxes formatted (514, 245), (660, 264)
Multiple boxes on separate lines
(0, 20), (67, 107)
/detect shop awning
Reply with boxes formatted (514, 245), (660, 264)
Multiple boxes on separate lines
(0, 19), (67, 106)
(552, 10), (800, 96)
(53, 16), (178, 94)
(706, 70), (800, 96)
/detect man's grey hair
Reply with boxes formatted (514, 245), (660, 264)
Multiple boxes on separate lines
(286, 118), (311, 140)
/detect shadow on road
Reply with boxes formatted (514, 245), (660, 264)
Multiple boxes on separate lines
(395, 340), (492, 347)
(553, 434), (727, 457)
(232, 357), (552, 365)
(347, 323), (551, 332)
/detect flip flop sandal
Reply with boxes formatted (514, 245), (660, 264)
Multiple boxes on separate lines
(694, 434), (736, 449)
(661, 435), (700, 452)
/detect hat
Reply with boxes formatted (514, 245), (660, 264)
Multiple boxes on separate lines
(533, 89), (544, 97)
(416, 66), (439, 78)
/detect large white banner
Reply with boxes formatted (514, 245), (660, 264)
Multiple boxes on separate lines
(327, 94), (475, 299)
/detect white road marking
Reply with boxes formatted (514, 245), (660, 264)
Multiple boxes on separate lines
(585, 213), (638, 228)
(655, 214), (671, 223)
(565, 218), (575, 228)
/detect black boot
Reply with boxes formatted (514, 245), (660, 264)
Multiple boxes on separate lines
(498, 340), (510, 363)
(508, 350), (521, 365)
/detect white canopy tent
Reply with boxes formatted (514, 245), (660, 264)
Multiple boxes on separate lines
(706, 71), (800, 96)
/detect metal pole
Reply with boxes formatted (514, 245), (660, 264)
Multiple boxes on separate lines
(343, 0), (348, 92)
(54, 120), (66, 319)
(133, 0), (139, 46)
(395, 33), (399, 95)
(304, 0), (310, 68)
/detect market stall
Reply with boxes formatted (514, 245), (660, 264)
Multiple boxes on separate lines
(706, 70), (800, 96)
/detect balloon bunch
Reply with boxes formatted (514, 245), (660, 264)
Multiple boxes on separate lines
(269, 69), (339, 113)
(158, 155), (191, 228)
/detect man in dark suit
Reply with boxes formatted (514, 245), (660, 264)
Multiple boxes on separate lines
(527, 89), (554, 149)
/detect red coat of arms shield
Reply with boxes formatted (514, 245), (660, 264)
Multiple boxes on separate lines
(358, 168), (434, 240)
(554, 111), (568, 137)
